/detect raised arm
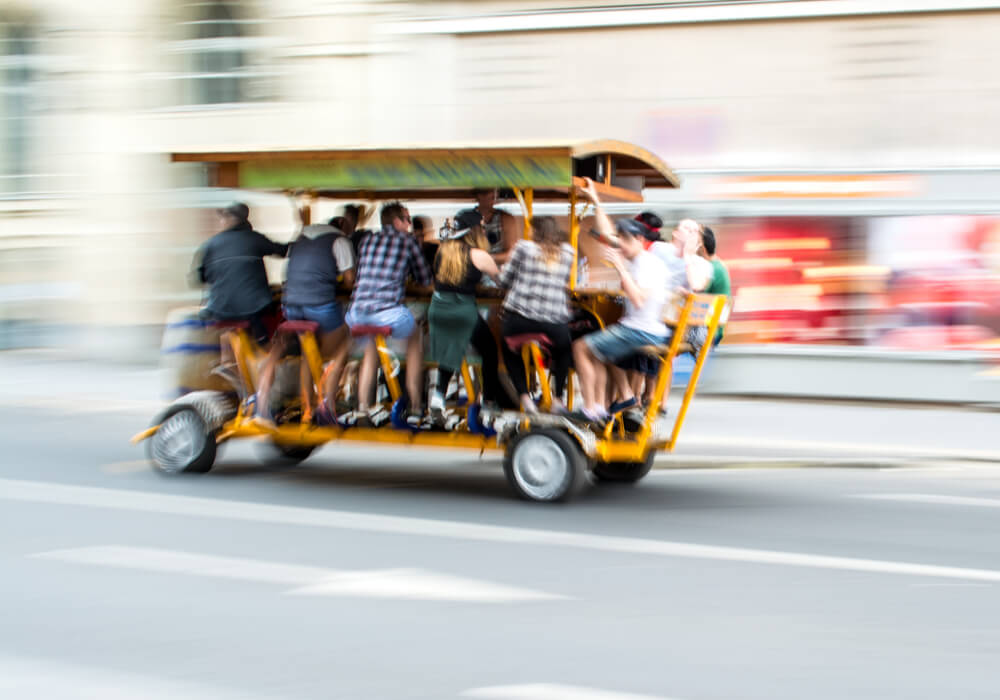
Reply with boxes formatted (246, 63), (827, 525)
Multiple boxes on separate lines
(581, 178), (616, 242)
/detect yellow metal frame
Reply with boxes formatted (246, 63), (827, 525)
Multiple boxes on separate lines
(138, 294), (729, 468)
(588, 293), (727, 464)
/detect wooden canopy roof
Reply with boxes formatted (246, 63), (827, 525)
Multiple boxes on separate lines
(170, 139), (679, 203)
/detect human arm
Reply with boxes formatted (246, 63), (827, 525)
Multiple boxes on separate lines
(332, 236), (356, 288)
(191, 243), (209, 286)
(491, 212), (521, 264)
(407, 235), (432, 287)
(497, 241), (523, 289)
(604, 247), (646, 309)
(683, 233), (712, 291)
(255, 231), (289, 257)
(581, 178), (616, 243)
(470, 247), (501, 283)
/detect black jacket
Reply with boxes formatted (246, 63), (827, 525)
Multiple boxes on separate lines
(195, 223), (288, 318)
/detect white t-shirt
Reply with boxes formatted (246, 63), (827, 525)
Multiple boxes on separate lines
(649, 240), (712, 293)
(332, 236), (355, 274)
(619, 250), (669, 337)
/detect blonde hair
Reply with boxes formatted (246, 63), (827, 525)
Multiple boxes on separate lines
(531, 216), (567, 264)
(437, 228), (488, 287)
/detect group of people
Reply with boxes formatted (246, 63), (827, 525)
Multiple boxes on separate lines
(193, 179), (729, 429)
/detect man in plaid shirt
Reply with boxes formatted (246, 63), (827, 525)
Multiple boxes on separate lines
(346, 202), (432, 422)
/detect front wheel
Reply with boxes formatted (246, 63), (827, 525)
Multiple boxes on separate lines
(592, 450), (656, 484)
(503, 428), (588, 502)
(147, 405), (217, 475)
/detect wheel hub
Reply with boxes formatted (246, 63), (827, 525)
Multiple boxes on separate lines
(151, 410), (205, 472)
(512, 434), (569, 501)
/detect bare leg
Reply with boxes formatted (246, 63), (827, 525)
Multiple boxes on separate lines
(592, 360), (608, 410)
(572, 339), (596, 409)
(357, 342), (378, 412)
(254, 334), (288, 419)
(405, 331), (424, 409)
(321, 327), (351, 410)
(629, 371), (643, 402)
(610, 365), (634, 403)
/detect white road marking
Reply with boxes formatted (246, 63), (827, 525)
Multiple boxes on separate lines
(464, 684), (680, 700)
(679, 434), (1000, 462)
(0, 654), (276, 700)
(7, 478), (1000, 583)
(0, 397), (162, 415)
(31, 546), (564, 603)
(857, 493), (1000, 508)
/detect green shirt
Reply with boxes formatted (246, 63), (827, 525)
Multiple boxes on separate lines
(705, 258), (731, 341)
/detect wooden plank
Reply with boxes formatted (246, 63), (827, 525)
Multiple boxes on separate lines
(570, 177), (643, 203)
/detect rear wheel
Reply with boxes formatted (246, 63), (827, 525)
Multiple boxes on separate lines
(147, 405), (217, 475)
(593, 450), (656, 484)
(265, 442), (316, 465)
(503, 428), (588, 502)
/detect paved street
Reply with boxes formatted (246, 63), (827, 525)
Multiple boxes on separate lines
(2, 364), (1000, 699)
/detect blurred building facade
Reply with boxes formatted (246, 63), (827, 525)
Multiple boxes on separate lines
(2, 0), (1000, 359)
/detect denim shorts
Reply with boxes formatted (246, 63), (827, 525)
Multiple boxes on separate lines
(284, 301), (344, 334)
(584, 323), (666, 363)
(345, 304), (416, 340)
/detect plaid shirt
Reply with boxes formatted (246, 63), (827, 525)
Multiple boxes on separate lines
(350, 226), (432, 313)
(499, 240), (574, 322)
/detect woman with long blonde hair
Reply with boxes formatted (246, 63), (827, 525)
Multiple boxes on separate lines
(427, 209), (504, 418)
(498, 215), (575, 414)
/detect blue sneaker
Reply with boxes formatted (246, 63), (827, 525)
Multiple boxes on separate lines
(609, 397), (638, 414)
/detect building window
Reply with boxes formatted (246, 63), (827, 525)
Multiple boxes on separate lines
(0, 21), (38, 193)
(174, 1), (269, 106)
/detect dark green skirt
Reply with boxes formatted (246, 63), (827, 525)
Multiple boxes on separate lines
(427, 291), (478, 370)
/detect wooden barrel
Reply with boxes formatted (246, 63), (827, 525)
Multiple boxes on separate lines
(160, 307), (231, 398)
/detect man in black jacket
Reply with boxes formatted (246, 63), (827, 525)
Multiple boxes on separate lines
(194, 202), (288, 343)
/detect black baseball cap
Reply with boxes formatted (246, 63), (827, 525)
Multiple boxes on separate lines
(454, 208), (483, 232)
(615, 218), (648, 239)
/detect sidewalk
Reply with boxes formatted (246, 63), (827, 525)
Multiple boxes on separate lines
(2, 350), (998, 464)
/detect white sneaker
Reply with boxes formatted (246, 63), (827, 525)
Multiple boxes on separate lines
(429, 389), (445, 416)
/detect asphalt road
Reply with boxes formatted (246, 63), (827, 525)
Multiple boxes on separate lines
(3, 400), (1000, 699)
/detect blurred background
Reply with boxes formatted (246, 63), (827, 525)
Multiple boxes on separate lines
(3, 0), (1000, 401)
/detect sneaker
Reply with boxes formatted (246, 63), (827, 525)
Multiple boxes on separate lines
(405, 408), (426, 430)
(429, 389), (445, 417)
(548, 399), (570, 417)
(249, 394), (278, 427)
(609, 397), (638, 414)
(570, 407), (609, 427)
(479, 401), (499, 427)
(368, 406), (391, 428)
(520, 396), (539, 416)
(623, 406), (647, 430)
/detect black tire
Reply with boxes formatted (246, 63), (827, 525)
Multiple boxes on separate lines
(147, 405), (217, 475)
(264, 442), (316, 465)
(503, 428), (588, 502)
(593, 449), (656, 484)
